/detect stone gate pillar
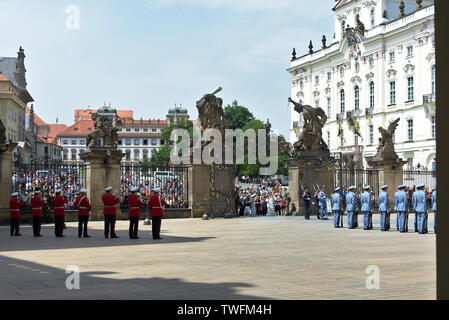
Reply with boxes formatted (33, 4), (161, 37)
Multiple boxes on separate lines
(80, 149), (123, 220)
(0, 144), (16, 224)
(368, 159), (406, 207)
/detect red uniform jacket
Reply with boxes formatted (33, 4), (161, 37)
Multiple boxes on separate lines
(102, 193), (120, 215)
(52, 196), (68, 216)
(9, 198), (24, 218)
(128, 195), (143, 218)
(73, 195), (92, 216)
(148, 194), (166, 217)
(30, 196), (46, 217)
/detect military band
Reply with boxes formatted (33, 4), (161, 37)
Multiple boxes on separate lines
(73, 188), (91, 238)
(30, 190), (46, 237)
(102, 187), (121, 239)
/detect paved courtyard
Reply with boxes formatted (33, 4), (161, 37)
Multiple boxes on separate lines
(0, 215), (436, 299)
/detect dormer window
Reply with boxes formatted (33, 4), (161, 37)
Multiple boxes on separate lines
(74, 127), (79, 131)
(370, 8), (375, 27)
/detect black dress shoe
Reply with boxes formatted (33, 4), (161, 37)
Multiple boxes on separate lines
(36, 235), (43, 237)
(157, 237), (163, 240)
(84, 235), (91, 238)
(105, 235), (109, 239)
(134, 237), (140, 239)
(78, 235), (82, 238)
(15, 234), (22, 236)
(111, 235), (120, 238)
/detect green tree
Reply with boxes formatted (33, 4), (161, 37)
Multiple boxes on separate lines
(150, 119), (193, 167)
(224, 100), (255, 130)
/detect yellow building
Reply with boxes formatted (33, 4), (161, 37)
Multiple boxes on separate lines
(0, 73), (26, 144)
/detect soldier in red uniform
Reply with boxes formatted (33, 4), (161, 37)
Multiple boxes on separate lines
(73, 188), (92, 238)
(128, 187), (142, 239)
(9, 192), (24, 236)
(30, 190), (46, 237)
(102, 186), (121, 238)
(148, 188), (166, 240)
(52, 189), (68, 237)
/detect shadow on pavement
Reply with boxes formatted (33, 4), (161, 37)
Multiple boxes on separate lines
(0, 255), (265, 300)
(0, 226), (215, 252)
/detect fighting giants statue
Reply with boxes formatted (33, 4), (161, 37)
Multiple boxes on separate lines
(86, 106), (119, 150)
(373, 118), (400, 161)
(196, 87), (228, 134)
(289, 97), (329, 157)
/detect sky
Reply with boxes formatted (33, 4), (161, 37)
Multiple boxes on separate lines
(0, 0), (334, 138)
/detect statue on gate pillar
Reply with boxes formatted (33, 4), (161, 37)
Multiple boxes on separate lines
(288, 97), (329, 158)
(373, 118), (400, 162)
(86, 105), (119, 150)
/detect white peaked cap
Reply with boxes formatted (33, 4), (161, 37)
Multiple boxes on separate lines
(105, 186), (113, 191)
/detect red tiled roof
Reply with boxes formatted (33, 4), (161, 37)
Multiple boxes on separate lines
(74, 109), (134, 122)
(46, 124), (68, 143)
(0, 91), (13, 94)
(118, 119), (167, 126)
(57, 120), (94, 137)
(0, 74), (10, 81)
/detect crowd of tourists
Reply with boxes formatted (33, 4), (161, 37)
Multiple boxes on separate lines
(235, 182), (290, 216)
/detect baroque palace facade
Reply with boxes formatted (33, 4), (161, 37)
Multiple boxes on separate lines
(288, 0), (435, 170)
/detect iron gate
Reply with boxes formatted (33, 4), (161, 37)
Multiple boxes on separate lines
(209, 163), (235, 217)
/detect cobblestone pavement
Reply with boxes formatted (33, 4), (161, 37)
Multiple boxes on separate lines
(0, 214), (436, 300)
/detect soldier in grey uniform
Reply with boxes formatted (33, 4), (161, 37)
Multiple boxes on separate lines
(394, 184), (408, 233)
(378, 185), (390, 231)
(361, 185), (373, 230)
(346, 186), (357, 229)
(332, 187), (343, 228)
(412, 183), (428, 234)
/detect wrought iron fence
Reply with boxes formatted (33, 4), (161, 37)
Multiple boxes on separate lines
(403, 169), (436, 190)
(12, 160), (87, 212)
(336, 168), (380, 204)
(120, 164), (189, 210)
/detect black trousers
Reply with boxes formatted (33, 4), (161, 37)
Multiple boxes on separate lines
(129, 217), (139, 238)
(54, 216), (65, 236)
(104, 215), (116, 237)
(152, 216), (162, 239)
(10, 217), (20, 236)
(304, 206), (310, 219)
(78, 216), (89, 237)
(32, 216), (42, 236)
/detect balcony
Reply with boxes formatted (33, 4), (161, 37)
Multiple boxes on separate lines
(336, 113), (345, 121)
(423, 93), (436, 104)
(346, 109), (361, 118)
(365, 107), (374, 116)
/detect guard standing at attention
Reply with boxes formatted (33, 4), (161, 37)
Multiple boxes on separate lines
(30, 190), (46, 237)
(361, 185), (373, 230)
(318, 188), (328, 220)
(73, 188), (91, 238)
(148, 187), (167, 240)
(346, 186), (357, 229)
(378, 185), (390, 231)
(128, 187), (142, 239)
(394, 185), (408, 233)
(102, 186), (121, 239)
(52, 189), (68, 237)
(9, 192), (24, 236)
(412, 183), (428, 234)
(431, 188), (436, 233)
(331, 187), (343, 228)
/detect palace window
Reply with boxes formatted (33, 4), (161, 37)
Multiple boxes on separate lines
(370, 8), (375, 26)
(389, 52), (395, 63)
(143, 139), (148, 145)
(126, 128), (131, 132)
(407, 119), (414, 141)
(327, 97), (331, 117)
(327, 72), (331, 81)
(407, 77), (414, 100)
(315, 76), (319, 86)
(354, 86), (360, 111)
(431, 65), (436, 95)
(134, 150), (140, 160)
(151, 139), (157, 146)
(341, 21), (346, 35)
(125, 150), (131, 161)
(118, 140), (122, 146)
(340, 89), (345, 114)
(340, 132), (344, 147)
(71, 140), (77, 145)
(390, 81), (396, 105)
(369, 125), (374, 145)
(71, 149), (77, 161)
(300, 80), (304, 89)
(126, 139), (131, 145)
(134, 139), (140, 145)
(369, 57), (374, 68)
(63, 140), (68, 145)
(369, 81), (375, 109)
(407, 45), (413, 57)
(354, 133), (358, 146)
(431, 116), (436, 138)
(315, 100), (320, 109)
